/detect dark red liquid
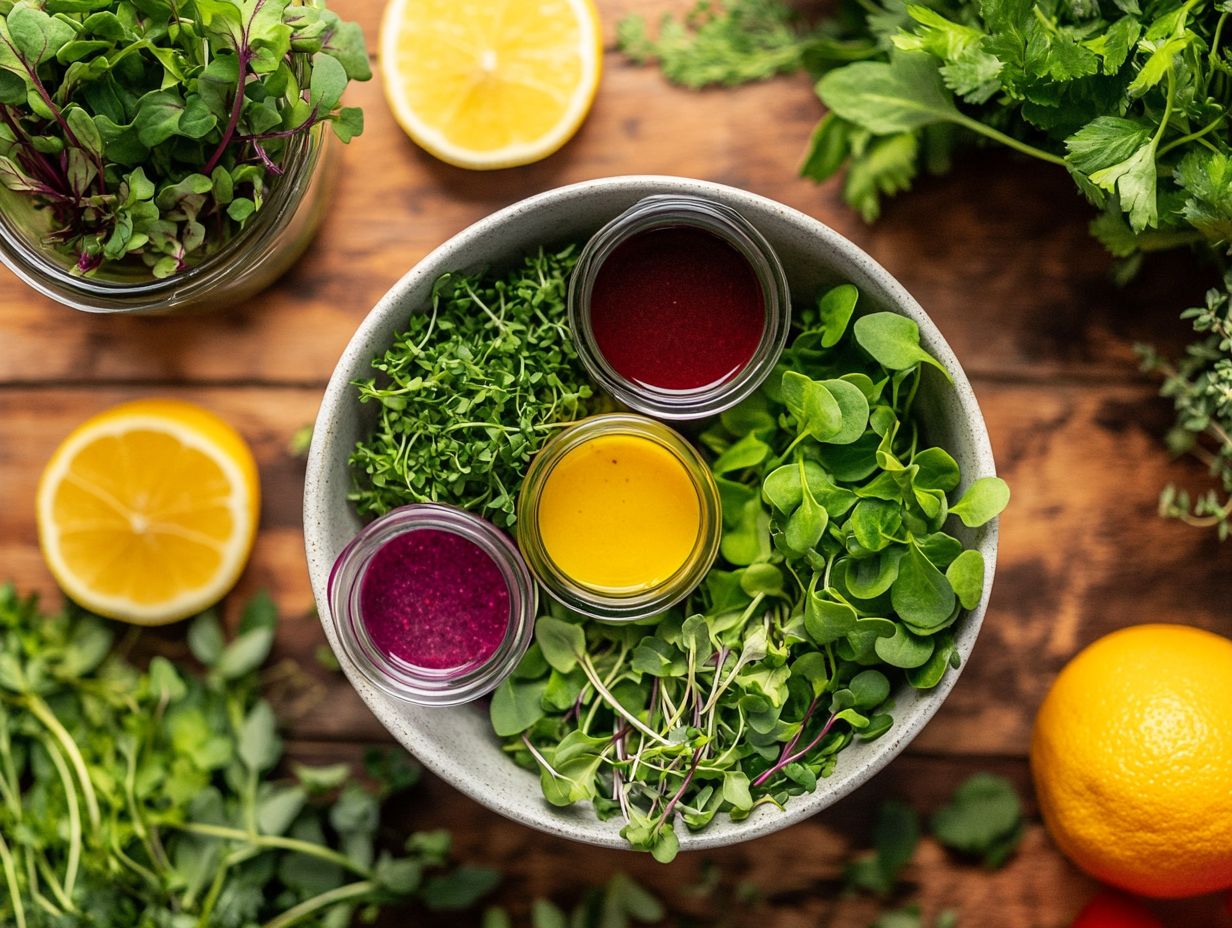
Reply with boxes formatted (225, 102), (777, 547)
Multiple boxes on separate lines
(588, 225), (765, 391)
(359, 529), (510, 671)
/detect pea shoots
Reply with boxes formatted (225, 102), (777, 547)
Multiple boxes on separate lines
(490, 287), (1008, 861)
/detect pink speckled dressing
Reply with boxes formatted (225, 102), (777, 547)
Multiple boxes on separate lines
(359, 529), (510, 670)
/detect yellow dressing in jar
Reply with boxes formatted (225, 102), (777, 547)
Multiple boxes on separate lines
(516, 414), (721, 622)
(537, 434), (701, 592)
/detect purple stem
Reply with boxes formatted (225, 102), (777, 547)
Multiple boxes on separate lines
(203, 48), (252, 176)
(658, 747), (706, 826)
(0, 106), (68, 194)
(6, 38), (107, 195)
(751, 709), (838, 789)
(236, 108), (321, 143)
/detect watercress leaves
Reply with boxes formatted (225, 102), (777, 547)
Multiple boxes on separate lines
(892, 541), (957, 630)
(854, 312), (951, 379)
(949, 477), (1011, 527)
(497, 284), (1003, 857)
(535, 617), (586, 674)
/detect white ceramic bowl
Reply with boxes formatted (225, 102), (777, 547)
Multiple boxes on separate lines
(305, 175), (999, 851)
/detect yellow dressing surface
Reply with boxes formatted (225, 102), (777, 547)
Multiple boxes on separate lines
(537, 434), (701, 593)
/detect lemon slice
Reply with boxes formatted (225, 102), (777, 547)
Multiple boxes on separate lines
(380, 0), (603, 170)
(36, 399), (260, 625)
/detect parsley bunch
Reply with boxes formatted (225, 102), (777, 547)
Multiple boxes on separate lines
(0, 0), (369, 278)
(348, 246), (599, 529)
(490, 285), (1008, 861)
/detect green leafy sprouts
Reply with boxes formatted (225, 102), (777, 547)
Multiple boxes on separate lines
(0, 585), (493, 928)
(348, 246), (600, 529)
(0, 0), (369, 277)
(490, 285), (1008, 860)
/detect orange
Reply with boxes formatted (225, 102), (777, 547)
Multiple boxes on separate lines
(1031, 624), (1232, 898)
(36, 399), (259, 625)
(380, 0), (602, 169)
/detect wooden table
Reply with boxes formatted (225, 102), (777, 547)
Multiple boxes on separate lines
(2, 2), (1229, 925)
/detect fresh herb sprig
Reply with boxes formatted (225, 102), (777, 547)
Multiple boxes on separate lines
(349, 246), (599, 529)
(490, 287), (1008, 861)
(1138, 272), (1232, 539)
(0, 586), (485, 928)
(617, 0), (868, 88)
(0, 0), (369, 277)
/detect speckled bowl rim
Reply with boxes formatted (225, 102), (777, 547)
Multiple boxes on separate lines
(305, 175), (999, 852)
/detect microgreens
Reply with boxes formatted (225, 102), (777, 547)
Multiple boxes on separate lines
(0, 0), (369, 277)
(490, 287), (1008, 860)
(0, 585), (496, 928)
(349, 247), (599, 529)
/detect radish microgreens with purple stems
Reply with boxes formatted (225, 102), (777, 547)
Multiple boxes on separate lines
(0, 0), (368, 278)
(490, 287), (1009, 860)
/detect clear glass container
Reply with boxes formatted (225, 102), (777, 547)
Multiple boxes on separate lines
(568, 194), (791, 421)
(328, 504), (538, 707)
(0, 126), (336, 315)
(516, 413), (721, 622)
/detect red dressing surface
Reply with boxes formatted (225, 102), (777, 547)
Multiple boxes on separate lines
(359, 529), (510, 671)
(588, 225), (765, 391)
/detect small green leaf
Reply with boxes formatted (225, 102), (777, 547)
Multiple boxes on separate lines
(946, 550), (985, 609)
(712, 432), (770, 474)
(238, 700), (281, 772)
(187, 610), (225, 665)
(854, 312), (950, 378)
(891, 542), (956, 630)
(818, 50), (961, 135)
(309, 51), (347, 110)
(931, 773), (1024, 867)
(421, 866), (501, 910)
(489, 677), (548, 736)
(875, 623), (935, 668)
(534, 617), (585, 674)
(950, 477), (1010, 527)
(817, 283), (859, 347)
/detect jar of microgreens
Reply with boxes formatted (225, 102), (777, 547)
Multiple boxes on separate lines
(0, 128), (336, 315)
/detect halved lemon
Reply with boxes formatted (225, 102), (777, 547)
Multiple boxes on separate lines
(36, 399), (260, 625)
(380, 0), (603, 170)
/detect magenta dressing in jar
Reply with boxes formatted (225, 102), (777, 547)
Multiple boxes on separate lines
(327, 504), (537, 706)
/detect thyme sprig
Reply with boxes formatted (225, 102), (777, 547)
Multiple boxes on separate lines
(1139, 272), (1232, 539)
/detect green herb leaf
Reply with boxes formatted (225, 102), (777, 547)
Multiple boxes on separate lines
(931, 773), (1024, 867)
(854, 312), (950, 378)
(949, 477), (1010, 527)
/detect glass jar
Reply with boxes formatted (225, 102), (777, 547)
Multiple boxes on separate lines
(0, 125), (336, 315)
(516, 413), (721, 622)
(568, 194), (791, 421)
(327, 504), (538, 707)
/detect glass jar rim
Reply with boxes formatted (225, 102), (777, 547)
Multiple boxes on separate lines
(568, 194), (791, 421)
(327, 503), (537, 707)
(516, 413), (721, 622)
(0, 128), (321, 313)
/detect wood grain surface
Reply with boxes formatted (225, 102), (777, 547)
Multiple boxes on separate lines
(1, 2), (1229, 926)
